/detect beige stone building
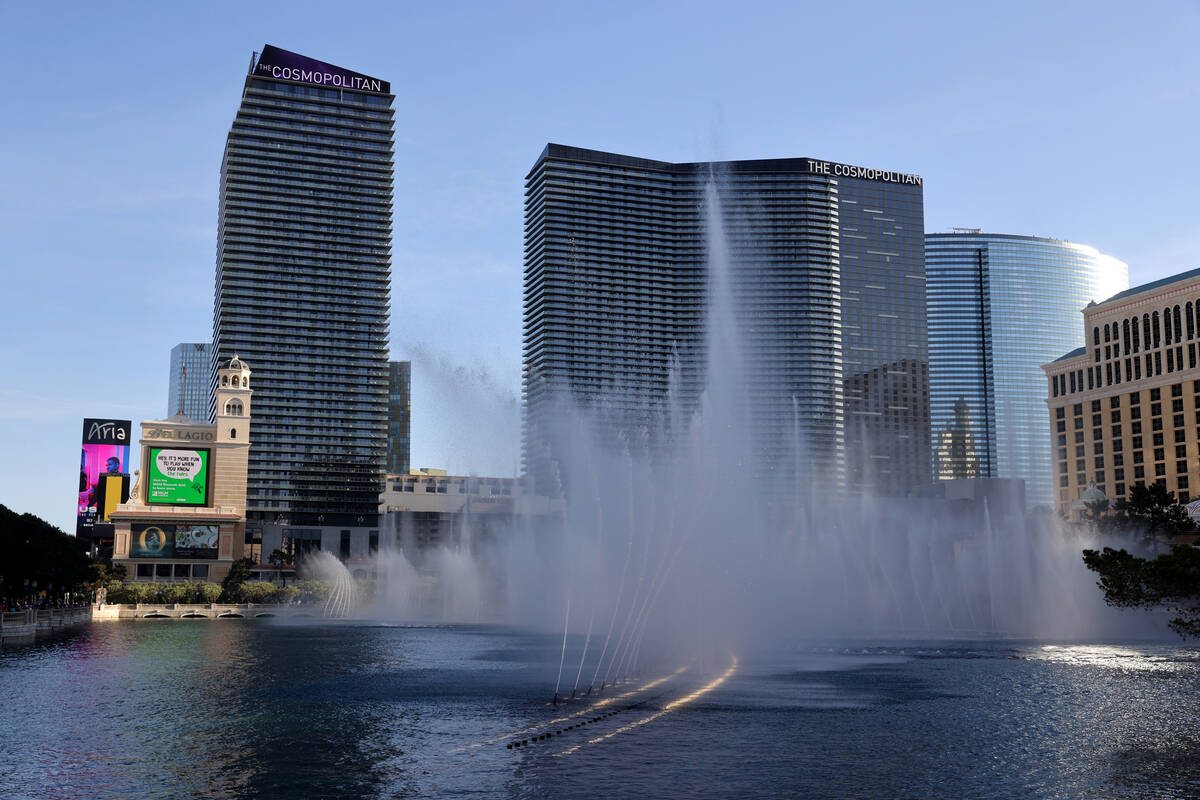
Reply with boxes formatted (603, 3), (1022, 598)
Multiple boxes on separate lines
(379, 469), (557, 550)
(1043, 268), (1200, 520)
(111, 357), (253, 581)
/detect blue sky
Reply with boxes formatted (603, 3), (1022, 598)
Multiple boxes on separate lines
(1, 0), (1197, 532)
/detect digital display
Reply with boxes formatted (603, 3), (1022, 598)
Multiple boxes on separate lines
(130, 524), (174, 558)
(174, 524), (219, 559)
(77, 419), (131, 536)
(145, 447), (210, 506)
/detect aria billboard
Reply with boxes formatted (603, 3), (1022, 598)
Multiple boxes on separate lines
(145, 448), (211, 506)
(77, 418), (131, 536)
(130, 523), (219, 559)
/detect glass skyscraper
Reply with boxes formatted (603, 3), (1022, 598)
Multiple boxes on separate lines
(523, 144), (928, 497)
(926, 231), (1127, 507)
(167, 342), (210, 419)
(212, 45), (392, 530)
(387, 360), (411, 475)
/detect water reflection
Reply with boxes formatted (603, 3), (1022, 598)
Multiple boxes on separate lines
(2, 624), (1199, 799)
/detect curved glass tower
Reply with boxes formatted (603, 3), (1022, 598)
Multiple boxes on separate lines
(926, 232), (1127, 507)
(524, 145), (928, 498)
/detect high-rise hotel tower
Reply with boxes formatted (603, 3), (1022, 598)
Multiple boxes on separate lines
(926, 232), (1127, 507)
(212, 46), (392, 537)
(523, 145), (929, 497)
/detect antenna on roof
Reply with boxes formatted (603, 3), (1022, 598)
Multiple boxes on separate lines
(249, 51), (258, 76)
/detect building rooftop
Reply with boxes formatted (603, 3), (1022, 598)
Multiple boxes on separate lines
(1051, 346), (1087, 363)
(1099, 266), (1200, 305)
(531, 143), (921, 183)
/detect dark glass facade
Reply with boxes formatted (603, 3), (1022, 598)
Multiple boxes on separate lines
(387, 360), (411, 475)
(926, 232), (1127, 507)
(523, 144), (928, 497)
(212, 47), (393, 526)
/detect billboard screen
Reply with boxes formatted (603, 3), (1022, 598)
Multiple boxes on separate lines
(145, 448), (210, 506)
(129, 524), (219, 559)
(130, 524), (174, 558)
(77, 419), (131, 536)
(174, 524), (219, 559)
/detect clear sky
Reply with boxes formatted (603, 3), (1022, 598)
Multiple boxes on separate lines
(1, 0), (1197, 532)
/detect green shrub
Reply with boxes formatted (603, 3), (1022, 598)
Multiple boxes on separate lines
(237, 581), (277, 604)
(112, 582), (152, 604)
(154, 583), (191, 605)
(294, 580), (330, 604)
(274, 585), (300, 605)
(193, 582), (222, 604)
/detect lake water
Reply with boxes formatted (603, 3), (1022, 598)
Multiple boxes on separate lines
(2, 621), (1198, 799)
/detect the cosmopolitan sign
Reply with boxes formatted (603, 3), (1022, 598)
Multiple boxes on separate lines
(805, 159), (922, 186)
(255, 44), (389, 94)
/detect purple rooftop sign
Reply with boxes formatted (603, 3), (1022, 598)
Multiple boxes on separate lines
(254, 45), (390, 94)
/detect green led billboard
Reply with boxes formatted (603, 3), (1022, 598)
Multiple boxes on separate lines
(145, 448), (210, 506)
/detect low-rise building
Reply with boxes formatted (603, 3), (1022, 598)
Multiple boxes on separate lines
(380, 469), (556, 551)
(1044, 268), (1200, 520)
(110, 357), (253, 581)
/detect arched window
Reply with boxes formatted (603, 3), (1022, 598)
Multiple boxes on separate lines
(1132, 317), (1140, 352)
(1093, 327), (1100, 346)
(1174, 305), (1182, 341)
(1104, 324), (1111, 343)
(222, 375), (229, 386)
(1153, 311), (1161, 348)
(1188, 303), (1194, 340)
(1123, 319), (1131, 354)
(1164, 308), (1172, 345)
(1144, 314), (1152, 349)
(230, 428), (237, 439)
(242, 377), (248, 388)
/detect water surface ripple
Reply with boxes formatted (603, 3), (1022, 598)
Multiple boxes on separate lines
(1, 622), (1198, 799)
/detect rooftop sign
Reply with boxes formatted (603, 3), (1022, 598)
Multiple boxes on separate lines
(254, 45), (390, 94)
(804, 159), (922, 186)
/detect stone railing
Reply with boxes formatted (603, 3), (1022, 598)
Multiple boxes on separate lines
(1, 607), (92, 643)
(93, 603), (318, 620)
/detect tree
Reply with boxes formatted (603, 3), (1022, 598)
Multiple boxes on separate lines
(1083, 545), (1200, 638)
(0, 504), (93, 604)
(219, 558), (254, 602)
(268, 548), (293, 586)
(1095, 483), (1197, 540)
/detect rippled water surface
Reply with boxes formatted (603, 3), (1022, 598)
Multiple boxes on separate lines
(2, 621), (1199, 799)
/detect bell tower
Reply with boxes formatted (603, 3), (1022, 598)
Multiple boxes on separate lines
(215, 355), (252, 443)
(212, 355), (252, 513)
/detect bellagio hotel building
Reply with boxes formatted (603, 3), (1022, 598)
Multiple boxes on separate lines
(1044, 267), (1200, 519)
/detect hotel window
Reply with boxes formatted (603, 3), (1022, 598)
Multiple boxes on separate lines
(1156, 463), (1167, 476)
(1178, 445), (1188, 458)
(1115, 483), (1126, 496)
(1135, 466), (1145, 479)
